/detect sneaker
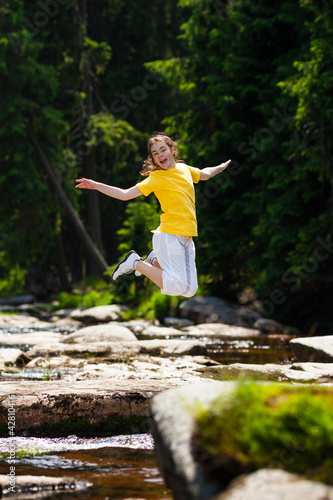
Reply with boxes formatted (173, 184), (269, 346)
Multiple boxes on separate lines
(135, 249), (157, 276)
(111, 250), (141, 281)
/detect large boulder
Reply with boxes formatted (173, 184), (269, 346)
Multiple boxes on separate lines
(149, 381), (235, 500)
(62, 323), (137, 343)
(149, 381), (333, 500)
(179, 296), (261, 327)
(290, 335), (333, 362)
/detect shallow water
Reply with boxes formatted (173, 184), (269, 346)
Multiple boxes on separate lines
(0, 434), (172, 499)
(138, 332), (296, 365)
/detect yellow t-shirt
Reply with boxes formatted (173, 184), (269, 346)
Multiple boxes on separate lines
(136, 163), (201, 236)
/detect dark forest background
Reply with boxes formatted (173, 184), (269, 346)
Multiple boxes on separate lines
(1, 0), (333, 333)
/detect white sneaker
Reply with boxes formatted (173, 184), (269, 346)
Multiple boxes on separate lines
(111, 250), (141, 281)
(135, 249), (157, 276)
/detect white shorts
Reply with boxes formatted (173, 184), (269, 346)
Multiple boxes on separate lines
(152, 231), (198, 297)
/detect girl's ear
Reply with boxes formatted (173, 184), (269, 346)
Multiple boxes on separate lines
(171, 146), (176, 156)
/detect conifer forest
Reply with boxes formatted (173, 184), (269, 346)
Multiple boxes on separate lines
(1, 0), (333, 333)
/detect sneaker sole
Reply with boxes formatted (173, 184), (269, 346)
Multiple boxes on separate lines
(111, 250), (137, 281)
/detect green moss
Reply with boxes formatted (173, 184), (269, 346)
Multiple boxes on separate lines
(192, 381), (333, 485)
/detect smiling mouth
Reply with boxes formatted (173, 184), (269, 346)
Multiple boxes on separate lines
(160, 159), (167, 165)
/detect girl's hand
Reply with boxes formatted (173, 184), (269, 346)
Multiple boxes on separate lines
(75, 178), (96, 190)
(219, 159), (231, 172)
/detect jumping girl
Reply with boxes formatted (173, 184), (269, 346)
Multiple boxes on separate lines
(75, 132), (231, 297)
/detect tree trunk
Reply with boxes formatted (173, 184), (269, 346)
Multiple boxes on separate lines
(28, 129), (109, 279)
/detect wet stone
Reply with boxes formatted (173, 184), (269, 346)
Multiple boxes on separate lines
(0, 473), (92, 498)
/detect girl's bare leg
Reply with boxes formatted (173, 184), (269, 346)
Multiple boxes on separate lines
(135, 259), (163, 289)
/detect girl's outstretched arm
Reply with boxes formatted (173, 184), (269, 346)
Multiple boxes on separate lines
(75, 178), (142, 201)
(199, 159), (232, 181)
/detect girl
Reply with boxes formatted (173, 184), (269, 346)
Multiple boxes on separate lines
(75, 132), (231, 297)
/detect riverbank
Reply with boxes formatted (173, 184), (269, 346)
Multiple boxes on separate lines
(1, 298), (333, 499)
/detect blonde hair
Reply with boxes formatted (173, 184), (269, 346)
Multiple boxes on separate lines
(140, 132), (183, 176)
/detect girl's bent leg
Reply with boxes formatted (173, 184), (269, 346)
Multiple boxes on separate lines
(152, 232), (198, 296)
(135, 261), (163, 289)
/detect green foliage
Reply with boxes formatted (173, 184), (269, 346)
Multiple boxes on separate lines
(193, 381), (333, 484)
(1, 0), (333, 331)
(55, 288), (116, 310)
(117, 199), (161, 257)
(0, 252), (26, 297)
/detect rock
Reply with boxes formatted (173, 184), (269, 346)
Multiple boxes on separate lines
(120, 319), (153, 335)
(149, 381), (333, 500)
(0, 473), (92, 497)
(27, 339), (207, 359)
(70, 304), (129, 323)
(149, 381), (235, 500)
(182, 323), (261, 338)
(253, 318), (285, 334)
(0, 314), (51, 327)
(290, 335), (333, 362)
(138, 339), (206, 356)
(179, 295), (261, 327)
(212, 469), (333, 500)
(0, 380), (157, 437)
(0, 348), (30, 367)
(141, 325), (183, 338)
(25, 355), (85, 370)
(51, 307), (78, 318)
(164, 317), (194, 329)
(62, 323), (137, 343)
(0, 331), (63, 347)
(0, 294), (35, 306)
(198, 362), (333, 384)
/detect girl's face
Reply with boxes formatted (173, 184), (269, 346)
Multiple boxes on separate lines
(150, 140), (176, 170)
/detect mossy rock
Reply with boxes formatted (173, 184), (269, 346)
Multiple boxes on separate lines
(192, 381), (333, 485)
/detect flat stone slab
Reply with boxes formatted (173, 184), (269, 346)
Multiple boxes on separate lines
(198, 362), (333, 384)
(0, 379), (170, 437)
(213, 469), (333, 500)
(182, 323), (261, 338)
(0, 332), (64, 347)
(0, 473), (92, 498)
(0, 315), (51, 327)
(290, 335), (333, 362)
(0, 349), (216, 437)
(27, 339), (207, 359)
(20, 354), (216, 386)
